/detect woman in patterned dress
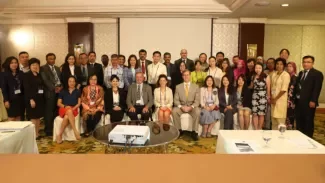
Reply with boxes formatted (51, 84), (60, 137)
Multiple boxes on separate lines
(286, 62), (297, 129)
(251, 63), (268, 130)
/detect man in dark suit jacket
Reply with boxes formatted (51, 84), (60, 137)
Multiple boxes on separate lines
(137, 49), (152, 82)
(174, 49), (194, 72)
(88, 51), (104, 86)
(40, 53), (62, 136)
(295, 55), (324, 138)
(163, 52), (175, 87)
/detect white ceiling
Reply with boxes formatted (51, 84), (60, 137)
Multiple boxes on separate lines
(0, 0), (324, 20)
(221, 0), (325, 20)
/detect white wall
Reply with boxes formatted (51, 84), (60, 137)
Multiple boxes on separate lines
(119, 18), (212, 62)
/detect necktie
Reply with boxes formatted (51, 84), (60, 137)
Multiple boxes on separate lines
(91, 64), (94, 68)
(51, 66), (60, 86)
(185, 83), (189, 98)
(82, 66), (86, 76)
(300, 70), (307, 84)
(137, 84), (141, 100)
(142, 61), (145, 73)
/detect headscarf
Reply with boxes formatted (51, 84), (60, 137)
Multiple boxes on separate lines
(287, 61), (297, 77)
(234, 59), (246, 80)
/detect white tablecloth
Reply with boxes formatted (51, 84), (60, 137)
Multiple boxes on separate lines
(216, 130), (325, 154)
(0, 122), (39, 154)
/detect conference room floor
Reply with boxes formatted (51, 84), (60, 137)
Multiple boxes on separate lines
(37, 113), (325, 154)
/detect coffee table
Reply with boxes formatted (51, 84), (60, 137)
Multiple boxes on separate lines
(93, 121), (179, 153)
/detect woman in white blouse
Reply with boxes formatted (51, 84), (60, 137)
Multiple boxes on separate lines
(154, 74), (173, 124)
(207, 56), (223, 88)
(200, 76), (221, 138)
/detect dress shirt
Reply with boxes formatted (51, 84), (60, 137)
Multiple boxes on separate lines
(69, 65), (75, 76)
(136, 83), (144, 105)
(147, 62), (167, 84)
(104, 65), (124, 88)
(19, 64), (30, 73)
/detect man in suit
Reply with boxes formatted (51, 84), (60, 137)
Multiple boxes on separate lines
(79, 53), (89, 89)
(163, 52), (175, 87)
(87, 51), (104, 87)
(295, 55), (323, 138)
(127, 72), (153, 121)
(137, 49), (152, 82)
(18, 51), (29, 120)
(40, 53), (62, 136)
(172, 69), (200, 141)
(174, 49), (195, 72)
(18, 51), (30, 73)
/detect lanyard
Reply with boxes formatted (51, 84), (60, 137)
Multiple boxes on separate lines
(150, 64), (160, 82)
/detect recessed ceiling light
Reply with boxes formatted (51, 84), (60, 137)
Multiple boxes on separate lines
(281, 4), (289, 7)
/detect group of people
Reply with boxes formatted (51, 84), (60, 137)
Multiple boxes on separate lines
(0, 48), (323, 144)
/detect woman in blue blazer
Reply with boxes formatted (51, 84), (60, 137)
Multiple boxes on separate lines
(124, 54), (142, 91)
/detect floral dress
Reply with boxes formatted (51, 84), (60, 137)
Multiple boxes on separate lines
(286, 75), (297, 128)
(252, 78), (267, 115)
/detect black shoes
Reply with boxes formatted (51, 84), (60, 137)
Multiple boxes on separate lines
(191, 131), (199, 141)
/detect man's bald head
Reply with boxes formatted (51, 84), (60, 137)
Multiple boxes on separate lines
(180, 49), (188, 59)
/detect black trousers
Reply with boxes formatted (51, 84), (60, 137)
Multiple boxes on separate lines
(86, 111), (103, 132)
(44, 93), (58, 135)
(20, 102), (26, 121)
(223, 110), (235, 130)
(295, 100), (316, 138)
(107, 110), (124, 123)
(128, 105), (151, 121)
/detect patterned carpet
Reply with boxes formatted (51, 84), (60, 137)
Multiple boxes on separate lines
(37, 113), (325, 154)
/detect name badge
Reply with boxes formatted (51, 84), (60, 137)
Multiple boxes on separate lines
(38, 89), (43, 94)
(208, 103), (213, 107)
(82, 81), (87, 86)
(14, 89), (21, 94)
(271, 89), (276, 95)
(90, 101), (95, 105)
(136, 100), (141, 105)
(167, 76), (171, 80)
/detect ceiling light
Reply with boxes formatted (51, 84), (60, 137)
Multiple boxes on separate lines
(281, 4), (289, 7)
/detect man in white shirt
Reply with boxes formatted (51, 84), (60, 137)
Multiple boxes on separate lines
(147, 51), (167, 92)
(137, 49), (152, 82)
(172, 70), (200, 141)
(104, 54), (124, 89)
(19, 51), (30, 73)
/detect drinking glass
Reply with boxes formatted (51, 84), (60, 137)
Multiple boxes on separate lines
(278, 124), (286, 139)
(262, 131), (272, 148)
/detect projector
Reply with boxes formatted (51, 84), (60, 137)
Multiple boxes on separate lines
(108, 125), (150, 145)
